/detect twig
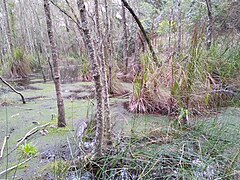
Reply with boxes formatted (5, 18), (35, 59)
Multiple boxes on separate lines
(17, 129), (39, 143)
(49, 0), (83, 31)
(0, 76), (26, 104)
(14, 106), (33, 110)
(0, 136), (8, 159)
(0, 157), (32, 176)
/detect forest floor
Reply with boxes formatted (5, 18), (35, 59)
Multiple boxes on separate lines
(0, 78), (239, 179)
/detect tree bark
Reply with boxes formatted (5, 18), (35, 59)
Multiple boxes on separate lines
(43, 0), (66, 127)
(168, 8), (172, 48)
(77, 0), (104, 156)
(3, 0), (14, 56)
(177, 0), (182, 54)
(122, 1), (129, 74)
(205, 0), (213, 50)
(121, 0), (159, 66)
(95, 0), (112, 144)
(103, 0), (113, 94)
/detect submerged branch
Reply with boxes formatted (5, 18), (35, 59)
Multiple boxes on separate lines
(0, 76), (26, 104)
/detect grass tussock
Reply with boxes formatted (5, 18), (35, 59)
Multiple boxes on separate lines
(8, 48), (32, 78)
(127, 53), (179, 115)
(127, 23), (240, 118)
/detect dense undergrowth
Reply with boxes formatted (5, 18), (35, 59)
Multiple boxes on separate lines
(127, 30), (240, 124)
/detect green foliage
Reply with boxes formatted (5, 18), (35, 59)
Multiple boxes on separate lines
(214, 1), (240, 33)
(19, 143), (38, 158)
(157, 19), (177, 35)
(209, 44), (240, 80)
(172, 23), (207, 111)
(178, 108), (189, 121)
(51, 160), (69, 178)
(13, 48), (24, 60)
(78, 54), (91, 79)
(68, 53), (81, 59)
(139, 1), (160, 32)
(2, 47), (32, 78)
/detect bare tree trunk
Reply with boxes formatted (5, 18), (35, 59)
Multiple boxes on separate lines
(122, 1), (128, 74)
(43, 0), (66, 127)
(168, 8), (172, 48)
(205, 0), (213, 50)
(95, 0), (112, 144)
(0, 25), (6, 65)
(177, 0), (182, 54)
(36, 44), (47, 83)
(121, 0), (159, 66)
(3, 0), (14, 55)
(104, 0), (113, 94)
(77, 0), (104, 156)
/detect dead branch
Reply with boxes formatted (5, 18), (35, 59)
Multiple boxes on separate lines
(0, 76), (26, 104)
(17, 129), (39, 143)
(121, 0), (159, 66)
(0, 136), (8, 159)
(0, 157), (32, 176)
(4, 123), (50, 158)
(49, 0), (83, 31)
(16, 123), (50, 148)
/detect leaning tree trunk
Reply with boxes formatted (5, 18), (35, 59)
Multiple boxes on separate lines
(205, 0), (213, 50)
(77, 0), (104, 156)
(121, 0), (159, 66)
(43, 0), (66, 127)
